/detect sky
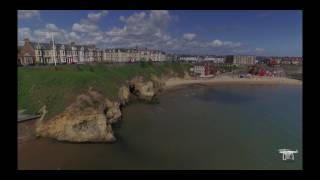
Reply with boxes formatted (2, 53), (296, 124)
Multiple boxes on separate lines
(18, 10), (302, 56)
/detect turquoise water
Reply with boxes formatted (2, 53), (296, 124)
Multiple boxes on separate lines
(18, 84), (302, 170)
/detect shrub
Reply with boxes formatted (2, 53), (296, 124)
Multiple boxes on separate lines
(140, 59), (148, 68)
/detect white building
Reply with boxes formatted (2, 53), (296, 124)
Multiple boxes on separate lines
(225, 55), (256, 65)
(178, 56), (201, 62)
(203, 56), (225, 64)
(192, 65), (205, 76)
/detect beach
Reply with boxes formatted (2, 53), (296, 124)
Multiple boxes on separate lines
(165, 76), (302, 89)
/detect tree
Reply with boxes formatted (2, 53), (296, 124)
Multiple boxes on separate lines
(249, 65), (257, 75)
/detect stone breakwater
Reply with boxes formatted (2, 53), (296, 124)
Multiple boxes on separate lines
(35, 75), (166, 143)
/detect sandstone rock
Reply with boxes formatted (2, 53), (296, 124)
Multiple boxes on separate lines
(135, 81), (155, 101)
(36, 108), (116, 142)
(105, 99), (121, 124)
(35, 91), (117, 143)
(104, 98), (114, 108)
(150, 74), (165, 93)
(129, 76), (155, 101)
(118, 86), (130, 105)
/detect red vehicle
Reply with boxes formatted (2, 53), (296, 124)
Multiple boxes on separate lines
(259, 68), (266, 76)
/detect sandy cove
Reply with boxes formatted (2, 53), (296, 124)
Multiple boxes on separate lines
(164, 76), (302, 89)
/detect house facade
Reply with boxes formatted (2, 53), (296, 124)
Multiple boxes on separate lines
(203, 56), (225, 64)
(225, 55), (256, 65)
(178, 55), (202, 62)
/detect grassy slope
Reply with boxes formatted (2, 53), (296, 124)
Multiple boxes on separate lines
(18, 62), (192, 119)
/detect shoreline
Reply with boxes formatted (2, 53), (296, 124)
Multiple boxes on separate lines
(164, 76), (302, 89)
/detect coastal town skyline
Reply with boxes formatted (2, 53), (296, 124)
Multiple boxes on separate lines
(18, 10), (302, 57)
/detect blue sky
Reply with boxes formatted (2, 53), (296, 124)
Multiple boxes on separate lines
(18, 10), (302, 56)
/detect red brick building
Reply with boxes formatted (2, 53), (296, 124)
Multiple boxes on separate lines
(19, 38), (36, 65)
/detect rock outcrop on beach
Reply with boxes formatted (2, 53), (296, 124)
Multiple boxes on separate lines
(150, 74), (165, 93)
(105, 98), (122, 124)
(129, 76), (155, 101)
(35, 88), (117, 143)
(118, 86), (130, 105)
(36, 108), (116, 142)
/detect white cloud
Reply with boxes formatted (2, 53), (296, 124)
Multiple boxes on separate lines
(104, 10), (174, 49)
(72, 11), (107, 33)
(88, 10), (108, 22)
(46, 23), (59, 32)
(150, 10), (171, 27)
(183, 33), (197, 41)
(72, 22), (98, 32)
(33, 23), (70, 43)
(223, 41), (242, 47)
(120, 12), (146, 24)
(208, 39), (242, 48)
(67, 32), (81, 41)
(209, 39), (223, 47)
(18, 10), (40, 19)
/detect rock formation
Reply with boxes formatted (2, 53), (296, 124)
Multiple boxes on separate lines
(34, 74), (166, 143)
(35, 89), (117, 143)
(118, 86), (130, 105)
(105, 98), (122, 124)
(36, 108), (116, 142)
(150, 74), (165, 93)
(129, 76), (155, 101)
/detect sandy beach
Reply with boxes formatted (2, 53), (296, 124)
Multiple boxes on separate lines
(165, 76), (302, 89)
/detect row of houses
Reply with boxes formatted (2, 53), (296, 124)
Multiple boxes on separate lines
(178, 55), (256, 65)
(177, 55), (225, 64)
(18, 38), (167, 65)
(259, 57), (303, 65)
(179, 55), (303, 66)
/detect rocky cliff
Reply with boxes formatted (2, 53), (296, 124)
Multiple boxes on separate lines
(35, 88), (120, 142)
(118, 86), (130, 105)
(128, 75), (166, 102)
(35, 74), (169, 143)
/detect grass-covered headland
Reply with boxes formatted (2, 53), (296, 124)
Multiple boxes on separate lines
(18, 62), (192, 119)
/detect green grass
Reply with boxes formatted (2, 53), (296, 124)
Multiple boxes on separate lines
(18, 63), (192, 119)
